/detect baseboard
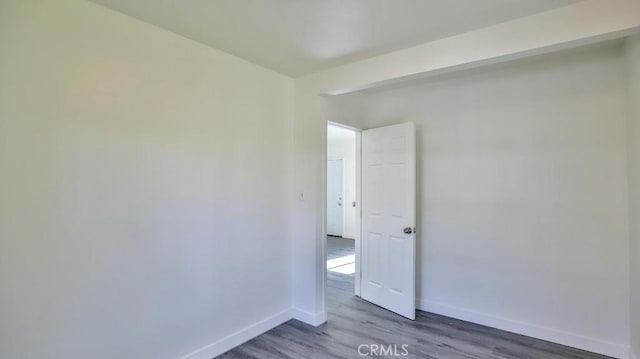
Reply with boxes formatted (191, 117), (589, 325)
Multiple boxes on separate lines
(291, 307), (327, 327)
(630, 347), (639, 359)
(180, 308), (292, 359)
(417, 299), (628, 359)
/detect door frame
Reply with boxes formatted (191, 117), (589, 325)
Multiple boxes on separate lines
(326, 121), (362, 296)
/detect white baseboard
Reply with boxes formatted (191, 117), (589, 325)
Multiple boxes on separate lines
(291, 307), (327, 327)
(180, 308), (292, 359)
(417, 299), (628, 359)
(630, 347), (638, 359)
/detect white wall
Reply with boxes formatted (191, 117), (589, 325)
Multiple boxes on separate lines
(291, 1), (640, 328)
(0, 1), (293, 358)
(356, 45), (630, 356)
(327, 125), (357, 239)
(626, 34), (640, 359)
(325, 92), (365, 128)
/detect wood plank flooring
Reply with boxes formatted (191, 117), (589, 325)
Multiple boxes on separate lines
(327, 236), (355, 260)
(219, 237), (610, 359)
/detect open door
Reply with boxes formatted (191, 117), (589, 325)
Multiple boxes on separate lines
(361, 122), (416, 320)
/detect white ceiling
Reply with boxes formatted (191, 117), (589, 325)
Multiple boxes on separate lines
(91, 0), (580, 77)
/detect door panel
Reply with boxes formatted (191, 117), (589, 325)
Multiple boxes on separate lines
(327, 159), (344, 237)
(361, 122), (416, 319)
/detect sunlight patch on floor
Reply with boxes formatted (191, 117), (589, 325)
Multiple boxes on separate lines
(327, 254), (355, 275)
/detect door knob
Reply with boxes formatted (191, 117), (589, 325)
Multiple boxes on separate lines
(403, 227), (413, 234)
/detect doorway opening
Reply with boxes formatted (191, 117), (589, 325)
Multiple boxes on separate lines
(324, 119), (417, 320)
(326, 122), (360, 307)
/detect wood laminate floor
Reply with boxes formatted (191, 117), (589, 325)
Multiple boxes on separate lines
(219, 237), (610, 359)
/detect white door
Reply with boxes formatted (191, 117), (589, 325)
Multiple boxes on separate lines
(361, 122), (416, 319)
(327, 159), (344, 237)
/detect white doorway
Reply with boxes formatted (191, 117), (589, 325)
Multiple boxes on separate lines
(326, 159), (343, 237)
(326, 123), (360, 295)
(325, 121), (416, 321)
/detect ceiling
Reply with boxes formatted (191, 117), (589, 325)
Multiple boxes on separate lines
(91, 0), (580, 77)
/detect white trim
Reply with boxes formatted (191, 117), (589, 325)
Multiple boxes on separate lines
(291, 308), (327, 327)
(354, 131), (362, 297)
(321, 114), (328, 321)
(630, 347), (639, 359)
(180, 309), (292, 359)
(327, 120), (362, 132)
(417, 299), (628, 359)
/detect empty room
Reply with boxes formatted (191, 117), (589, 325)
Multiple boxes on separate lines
(1, 1), (640, 359)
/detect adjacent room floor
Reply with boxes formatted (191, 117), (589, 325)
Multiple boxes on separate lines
(219, 237), (609, 359)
